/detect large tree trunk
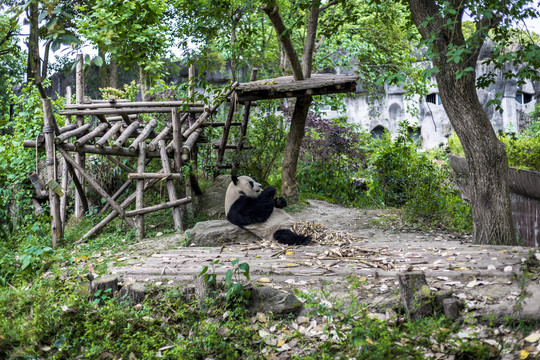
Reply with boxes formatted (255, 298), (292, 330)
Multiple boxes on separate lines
(437, 66), (515, 245)
(282, 95), (312, 201)
(99, 47), (109, 89)
(26, 0), (41, 83)
(408, 0), (516, 245)
(109, 59), (118, 89)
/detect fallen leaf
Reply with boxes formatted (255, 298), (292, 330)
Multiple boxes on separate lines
(466, 280), (478, 288)
(366, 338), (374, 345)
(285, 250), (294, 255)
(524, 332), (540, 343)
(257, 312), (267, 323)
(520, 349), (529, 359)
(277, 339), (286, 347)
(258, 278), (271, 283)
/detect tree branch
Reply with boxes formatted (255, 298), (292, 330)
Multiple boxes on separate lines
(302, 0), (321, 79)
(320, 0), (338, 13)
(262, 2), (304, 80)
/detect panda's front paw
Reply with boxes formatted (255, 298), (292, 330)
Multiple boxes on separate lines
(262, 186), (277, 197)
(274, 197), (287, 209)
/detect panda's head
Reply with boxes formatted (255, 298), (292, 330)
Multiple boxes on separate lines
(224, 175), (262, 215)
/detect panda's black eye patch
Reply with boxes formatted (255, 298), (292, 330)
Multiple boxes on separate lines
(249, 181), (254, 188)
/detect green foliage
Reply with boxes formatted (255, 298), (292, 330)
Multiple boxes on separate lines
(100, 81), (140, 101)
(236, 100), (288, 186)
(199, 258), (251, 306)
(368, 122), (472, 231)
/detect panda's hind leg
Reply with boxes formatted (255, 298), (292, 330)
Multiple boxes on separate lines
(273, 229), (311, 246)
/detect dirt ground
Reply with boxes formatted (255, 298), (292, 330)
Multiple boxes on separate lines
(108, 199), (539, 324)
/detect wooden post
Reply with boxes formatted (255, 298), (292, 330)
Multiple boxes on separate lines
(112, 122), (139, 150)
(60, 86), (71, 227)
(129, 119), (157, 152)
(397, 272), (434, 320)
(43, 98), (63, 245)
(158, 139), (182, 231)
(74, 54), (85, 218)
(171, 109), (183, 172)
(216, 92), (237, 172)
(234, 68), (258, 172)
(136, 142), (145, 240)
(95, 122), (122, 148)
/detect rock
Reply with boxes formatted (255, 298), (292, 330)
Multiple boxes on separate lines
(194, 175), (230, 219)
(118, 283), (147, 304)
(188, 220), (259, 246)
(246, 285), (303, 318)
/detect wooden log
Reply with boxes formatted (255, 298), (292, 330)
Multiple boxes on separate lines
(136, 142), (145, 241)
(75, 54), (85, 218)
(126, 197), (192, 216)
(105, 114), (137, 122)
(183, 82), (239, 138)
(172, 108), (183, 172)
(59, 124), (77, 134)
(159, 140), (182, 231)
(442, 298), (460, 320)
(64, 101), (204, 109)
(397, 272), (434, 320)
(129, 119), (157, 152)
(181, 128), (202, 161)
(43, 98), (63, 246)
(128, 173), (183, 180)
(27, 140), (163, 159)
(59, 107), (205, 116)
(79, 174), (162, 242)
(55, 122), (91, 144)
(75, 122), (109, 148)
(95, 122), (122, 148)
(121, 113), (132, 125)
(112, 122), (139, 150)
(148, 123), (172, 152)
(57, 147), (136, 228)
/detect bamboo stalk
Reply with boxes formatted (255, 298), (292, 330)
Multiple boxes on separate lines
(95, 122), (122, 148)
(43, 98), (63, 246)
(136, 142), (146, 240)
(57, 147), (136, 228)
(65, 101), (204, 109)
(129, 119), (157, 152)
(126, 197), (192, 216)
(159, 139), (182, 231)
(183, 82), (239, 138)
(59, 107), (205, 116)
(55, 122), (91, 144)
(75, 122), (109, 148)
(148, 123), (172, 152)
(112, 122), (139, 150)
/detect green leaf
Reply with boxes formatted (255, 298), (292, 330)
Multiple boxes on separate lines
(199, 265), (208, 276)
(225, 269), (233, 286)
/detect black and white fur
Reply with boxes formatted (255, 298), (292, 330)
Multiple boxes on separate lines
(225, 175), (311, 246)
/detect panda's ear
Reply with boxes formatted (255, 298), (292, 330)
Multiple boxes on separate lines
(231, 175), (239, 185)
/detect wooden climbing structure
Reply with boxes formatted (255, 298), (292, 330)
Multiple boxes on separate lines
(25, 53), (359, 246)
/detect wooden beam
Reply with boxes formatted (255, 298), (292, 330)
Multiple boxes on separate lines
(75, 54), (85, 218)
(129, 119), (158, 152)
(59, 107), (205, 116)
(25, 140), (162, 158)
(235, 68), (259, 172)
(172, 108), (183, 172)
(181, 128), (202, 161)
(148, 123), (172, 152)
(57, 146), (136, 228)
(95, 122), (122, 148)
(126, 197), (192, 217)
(136, 142), (146, 240)
(128, 173), (183, 180)
(55, 122), (91, 144)
(112, 122), (139, 150)
(75, 122), (109, 148)
(65, 101), (204, 109)
(158, 139), (183, 231)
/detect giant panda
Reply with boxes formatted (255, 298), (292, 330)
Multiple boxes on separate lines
(225, 175), (311, 246)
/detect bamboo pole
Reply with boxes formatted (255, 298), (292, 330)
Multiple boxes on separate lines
(95, 122), (122, 148)
(172, 109), (183, 172)
(136, 142), (146, 240)
(112, 122), (139, 150)
(129, 119), (157, 152)
(43, 98), (63, 246)
(75, 54), (85, 218)
(57, 147), (136, 228)
(148, 123), (173, 152)
(126, 197), (191, 217)
(75, 122), (109, 148)
(158, 139), (182, 231)
(59, 107), (205, 116)
(64, 101), (204, 109)
(183, 82), (239, 138)
(60, 86), (72, 227)
(55, 123), (91, 144)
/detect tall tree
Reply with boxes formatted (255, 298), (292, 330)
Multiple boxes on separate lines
(407, 0), (540, 245)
